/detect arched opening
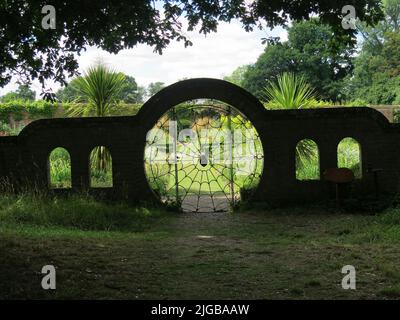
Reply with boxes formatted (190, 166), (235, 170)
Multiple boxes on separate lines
(89, 146), (113, 187)
(48, 147), (72, 188)
(144, 99), (264, 212)
(337, 137), (362, 178)
(295, 139), (320, 180)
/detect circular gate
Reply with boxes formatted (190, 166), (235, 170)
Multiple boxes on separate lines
(144, 99), (264, 212)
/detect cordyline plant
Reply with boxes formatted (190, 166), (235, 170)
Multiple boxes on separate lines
(264, 72), (317, 109)
(264, 72), (318, 171)
(69, 63), (125, 172)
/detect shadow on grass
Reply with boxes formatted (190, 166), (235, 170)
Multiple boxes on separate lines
(235, 194), (397, 215)
(0, 193), (174, 232)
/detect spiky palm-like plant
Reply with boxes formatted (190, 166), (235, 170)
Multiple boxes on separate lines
(70, 64), (125, 117)
(264, 72), (316, 109)
(70, 64), (125, 172)
(264, 73), (318, 169)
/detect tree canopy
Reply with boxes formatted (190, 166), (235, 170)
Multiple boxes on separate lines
(0, 84), (36, 102)
(223, 65), (249, 86)
(242, 19), (355, 101)
(147, 82), (166, 97)
(0, 0), (383, 90)
(349, 0), (400, 104)
(57, 74), (145, 103)
(118, 76), (146, 103)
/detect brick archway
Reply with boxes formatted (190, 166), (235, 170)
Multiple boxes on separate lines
(137, 78), (267, 207)
(137, 78), (266, 130)
(4, 78), (395, 207)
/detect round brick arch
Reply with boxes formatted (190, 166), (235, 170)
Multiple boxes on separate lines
(136, 78), (267, 204)
(137, 78), (266, 129)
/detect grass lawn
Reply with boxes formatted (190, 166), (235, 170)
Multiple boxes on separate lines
(1, 196), (400, 299)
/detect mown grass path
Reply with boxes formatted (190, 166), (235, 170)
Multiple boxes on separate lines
(1, 208), (400, 299)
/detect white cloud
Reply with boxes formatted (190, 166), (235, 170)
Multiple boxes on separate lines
(0, 21), (288, 96)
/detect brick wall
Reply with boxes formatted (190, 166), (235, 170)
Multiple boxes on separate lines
(0, 78), (399, 205)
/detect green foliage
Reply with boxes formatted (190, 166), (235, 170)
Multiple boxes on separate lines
(0, 100), (143, 136)
(243, 19), (355, 102)
(223, 65), (249, 86)
(147, 82), (165, 97)
(57, 74), (145, 104)
(264, 73), (318, 169)
(0, 193), (166, 232)
(90, 146), (113, 183)
(0, 99), (59, 122)
(0, 1), (382, 89)
(264, 72), (317, 109)
(68, 64), (126, 117)
(67, 64), (126, 175)
(264, 98), (369, 109)
(49, 147), (72, 188)
(357, 0), (400, 54)
(337, 138), (362, 179)
(242, 43), (294, 99)
(294, 138), (362, 180)
(349, 32), (400, 104)
(350, 72), (400, 105)
(0, 84), (36, 102)
(55, 78), (83, 102)
(108, 102), (142, 115)
(349, 0), (400, 104)
(315, 99), (369, 107)
(0, 121), (24, 136)
(117, 75), (146, 103)
(90, 169), (113, 188)
(296, 139), (320, 180)
(49, 146), (114, 188)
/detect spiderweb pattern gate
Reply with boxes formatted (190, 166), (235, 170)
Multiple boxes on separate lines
(144, 100), (264, 212)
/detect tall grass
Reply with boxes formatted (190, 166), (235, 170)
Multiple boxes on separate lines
(0, 193), (167, 232)
(296, 139), (320, 180)
(296, 140), (320, 180)
(337, 138), (362, 178)
(49, 147), (72, 188)
(295, 137), (362, 180)
(49, 147), (113, 188)
(89, 146), (113, 187)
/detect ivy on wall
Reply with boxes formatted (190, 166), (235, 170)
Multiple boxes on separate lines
(0, 100), (60, 122)
(0, 101), (143, 123)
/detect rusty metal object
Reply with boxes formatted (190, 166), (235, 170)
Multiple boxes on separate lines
(323, 167), (355, 184)
(323, 168), (355, 205)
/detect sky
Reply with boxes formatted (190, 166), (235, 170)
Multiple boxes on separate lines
(0, 20), (288, 97)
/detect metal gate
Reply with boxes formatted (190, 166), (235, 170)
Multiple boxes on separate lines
(144, 99), (264, 212)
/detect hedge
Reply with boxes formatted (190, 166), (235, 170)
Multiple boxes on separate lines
(0, 100), (143, 123)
